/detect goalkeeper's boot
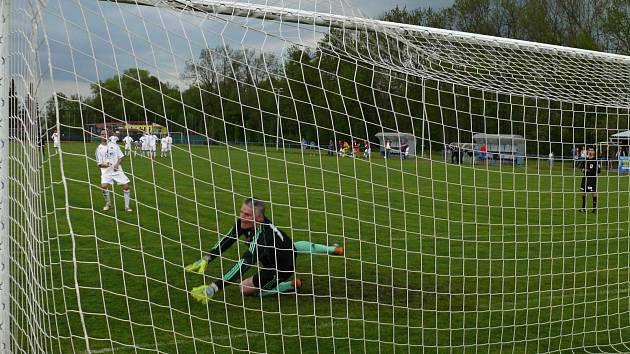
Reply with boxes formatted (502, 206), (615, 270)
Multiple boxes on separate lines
(291, 277), (302, 290)
(102, 203), (111, 211)
(332, 243), (344, 256)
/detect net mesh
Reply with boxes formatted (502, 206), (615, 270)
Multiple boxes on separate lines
(5, 0), (630, 352)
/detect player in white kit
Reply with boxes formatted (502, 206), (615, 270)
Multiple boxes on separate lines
(149, 133), (158, 159)
(51, 129), (61, 152)
(122, 134), (134, 154)
(166, 134), (173, 154)
(160, 135), (173, 157)
(140, 133), (149, 157)
(108, 134), (119, 145)
(96, 130), (133, 212)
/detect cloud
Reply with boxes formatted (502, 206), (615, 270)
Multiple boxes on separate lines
(36, 0), (451, 101)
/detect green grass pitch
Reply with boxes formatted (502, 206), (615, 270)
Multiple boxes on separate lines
(36, 143), (630, 353)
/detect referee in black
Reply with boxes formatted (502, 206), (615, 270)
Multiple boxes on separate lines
(579, 146), (600, 213)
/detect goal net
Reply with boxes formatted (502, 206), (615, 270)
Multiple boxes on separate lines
(4, 0), (630, 352)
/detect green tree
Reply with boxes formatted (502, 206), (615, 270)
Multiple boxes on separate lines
(602, 0), (630, 54)
(85, 68), (181, 129)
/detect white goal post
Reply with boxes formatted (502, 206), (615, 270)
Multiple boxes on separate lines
(0, 0), (10, 352)
(4, 0), (630, 352)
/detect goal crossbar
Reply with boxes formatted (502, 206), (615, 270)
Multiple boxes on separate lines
(119, 0), (630, 64)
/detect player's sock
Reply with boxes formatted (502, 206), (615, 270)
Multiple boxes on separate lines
(294, 241), (336, 254)
(258, 280), (295, 297)
(124, 190), (131, 209)
(581, 195), (586, 209)
(592, 196), (597, 209)
(102, 189), (110, 204)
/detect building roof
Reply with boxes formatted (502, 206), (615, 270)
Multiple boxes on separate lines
(609, 130), (630, 139)
(472, 133), (525, 143)
(375, 132), (415, 138)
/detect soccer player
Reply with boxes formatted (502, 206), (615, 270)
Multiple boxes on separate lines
(186, 198), (344, 303)
(160, 135), (169, 157)
(51, 129), (60, 152)
(108, 133), (119, 145)
(96, 130), (133, 212)
(134, 139), (141, 156)
(139, 132), (149, 157)
(149, 133), (158, 159)
(122, 134), (134, 154)
(579, 146), (600, 213)
(166, 134), (173, 154)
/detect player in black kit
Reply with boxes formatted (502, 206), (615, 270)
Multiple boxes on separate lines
(186, 198), (344, 303)
(579, 146), (600, 213)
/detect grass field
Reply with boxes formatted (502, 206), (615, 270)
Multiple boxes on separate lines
(34, 142), (630, 353)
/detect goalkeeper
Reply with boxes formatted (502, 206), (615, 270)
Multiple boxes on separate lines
(186, 197), (344, 303)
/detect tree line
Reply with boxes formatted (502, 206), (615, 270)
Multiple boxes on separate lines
(37, 1), (630, 156)
(381, 0), (630, 55)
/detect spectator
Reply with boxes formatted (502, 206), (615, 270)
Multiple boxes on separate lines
(548, 152), (554, 170)
(363, 140), (370, 158)
(385, 139), (391, 159)
(450, 144), (461, 164)
(301, 138), (307, 154)
(480, 144), (488, 162)
(328, 140), (335, 156)
(400, 139), (409, 160)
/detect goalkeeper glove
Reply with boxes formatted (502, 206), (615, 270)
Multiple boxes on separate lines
(191, 283), (218, 304)
(185, 258), (208, 274)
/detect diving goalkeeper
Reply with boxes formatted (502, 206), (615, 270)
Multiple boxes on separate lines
(186, 198), (344, 303)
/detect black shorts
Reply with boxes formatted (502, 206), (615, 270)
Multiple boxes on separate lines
(253, 269), (295, 290)
(581, 177), (597, 192)
(253, 249), (296, 290)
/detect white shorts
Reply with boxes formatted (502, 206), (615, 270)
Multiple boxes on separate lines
(150, 146), (156, 151)
(161, 146), (168, 152)
(101, 171), (130, 185)
(54, 142), (60, 148)
(125, 145), (131, 150)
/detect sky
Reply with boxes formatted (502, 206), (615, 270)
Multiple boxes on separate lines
(29, 0), (454, 102)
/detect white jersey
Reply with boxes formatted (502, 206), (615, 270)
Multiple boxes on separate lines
(149, 135), (158, 147)
(52, 132), (60, 147)
(108, 135), (119, 144)
(140, 135), (149, 150)
(166, 136), (173, 150)
(95, 142), (125, 174)
(122, 136), (133, 148)
(160, 137), (169, 150)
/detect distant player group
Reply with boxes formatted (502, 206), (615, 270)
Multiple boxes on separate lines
(107, 131), (174, 159)
(129, 132), (173, 158)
